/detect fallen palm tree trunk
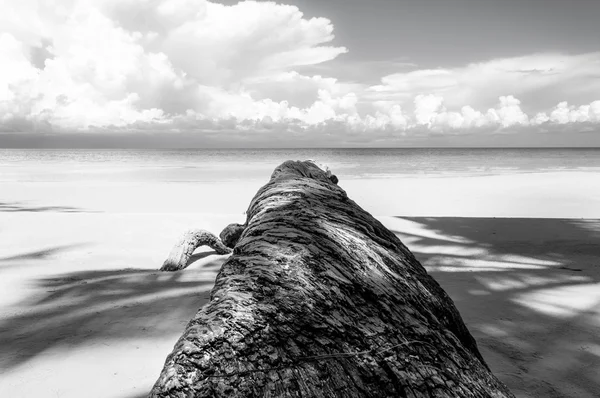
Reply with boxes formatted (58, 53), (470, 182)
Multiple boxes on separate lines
(161, 229), (231, 271)
(151, 160), (514, 397)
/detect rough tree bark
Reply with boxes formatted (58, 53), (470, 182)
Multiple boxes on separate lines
(220, 223), (246, 249)
(161, 229), (231, 271)
(151, 160), (514, 397)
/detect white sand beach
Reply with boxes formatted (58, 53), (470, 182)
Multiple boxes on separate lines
(1, 172), (599, 397)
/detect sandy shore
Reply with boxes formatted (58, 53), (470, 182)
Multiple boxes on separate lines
(2, 170), (600, 217)
(1, 176), (599, 397)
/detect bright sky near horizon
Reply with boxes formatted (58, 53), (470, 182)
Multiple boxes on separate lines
(1, 0), (600, 147)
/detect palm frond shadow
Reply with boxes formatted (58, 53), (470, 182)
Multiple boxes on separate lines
(0, 256), (228, 370)
(0, 243), (90, 266)
(0, 201), (97, 213)
(390, 217), (600, 397)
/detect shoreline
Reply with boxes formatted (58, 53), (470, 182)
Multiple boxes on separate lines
(1, 170), (600, 218)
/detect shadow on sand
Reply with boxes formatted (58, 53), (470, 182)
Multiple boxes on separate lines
(389, 217), (600, 398)
(0, 201), (98, 213)
(2, 217), (599, 397)
(0, 254), (228, 371)
(0, 243), (91, 265)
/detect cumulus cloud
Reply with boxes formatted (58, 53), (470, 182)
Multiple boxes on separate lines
(363, 95), (531, 132)
(368, 53), (600, 112)
(546, 101), (600, 124)
(0, 0), (599, 141)
(0, 0), (349, 131)
(338, 96), (600, 135)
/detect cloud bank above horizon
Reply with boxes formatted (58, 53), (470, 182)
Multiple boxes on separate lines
(1, 0), (599, 146)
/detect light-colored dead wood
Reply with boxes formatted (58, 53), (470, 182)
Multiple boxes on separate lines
(161, 229), (231, 272)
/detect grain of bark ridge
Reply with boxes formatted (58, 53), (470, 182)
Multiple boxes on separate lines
(150, 160), (515, 398)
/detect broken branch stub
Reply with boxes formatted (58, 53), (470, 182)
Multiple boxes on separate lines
(160, 229), (231, 272)
(219, 223), (246, 248)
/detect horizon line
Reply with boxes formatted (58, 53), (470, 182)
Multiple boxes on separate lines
(2, 146), (600, 150)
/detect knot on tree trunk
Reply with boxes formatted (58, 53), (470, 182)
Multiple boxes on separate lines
(219, 223), (246, 248)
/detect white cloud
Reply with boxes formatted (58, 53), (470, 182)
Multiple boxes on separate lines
(368, 53), (600, 112)
(0, 34), (35, 95)
(0, 0), (599, 140)
(414, 94), (444, 126)
(546, 101), (600, 124)
(244, 72), (340, 108)
(0, 0), (348, 130)
(487, 96), (529, 128)
(369, 94), (530, 132)
(387, 104), (409, 129)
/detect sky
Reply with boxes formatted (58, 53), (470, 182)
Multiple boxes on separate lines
(1, 0), (600, 147)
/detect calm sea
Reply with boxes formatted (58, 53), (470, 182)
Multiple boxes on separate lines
(1, 148), (600, 183)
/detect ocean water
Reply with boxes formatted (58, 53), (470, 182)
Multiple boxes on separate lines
(1, 148), (600, 183)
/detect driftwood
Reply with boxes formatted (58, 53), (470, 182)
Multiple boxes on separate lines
(161, 229), (231, 271)
(151, 160), (514, 397)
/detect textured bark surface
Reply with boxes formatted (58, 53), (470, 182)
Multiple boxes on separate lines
(220, 223), (246, 249)
(151, 160), (515, 397)
(161, 229), (231, 272)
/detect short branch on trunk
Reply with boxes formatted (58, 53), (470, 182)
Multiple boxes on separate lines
(219, 223), (246, 248)
(160, 229), (231, 272)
